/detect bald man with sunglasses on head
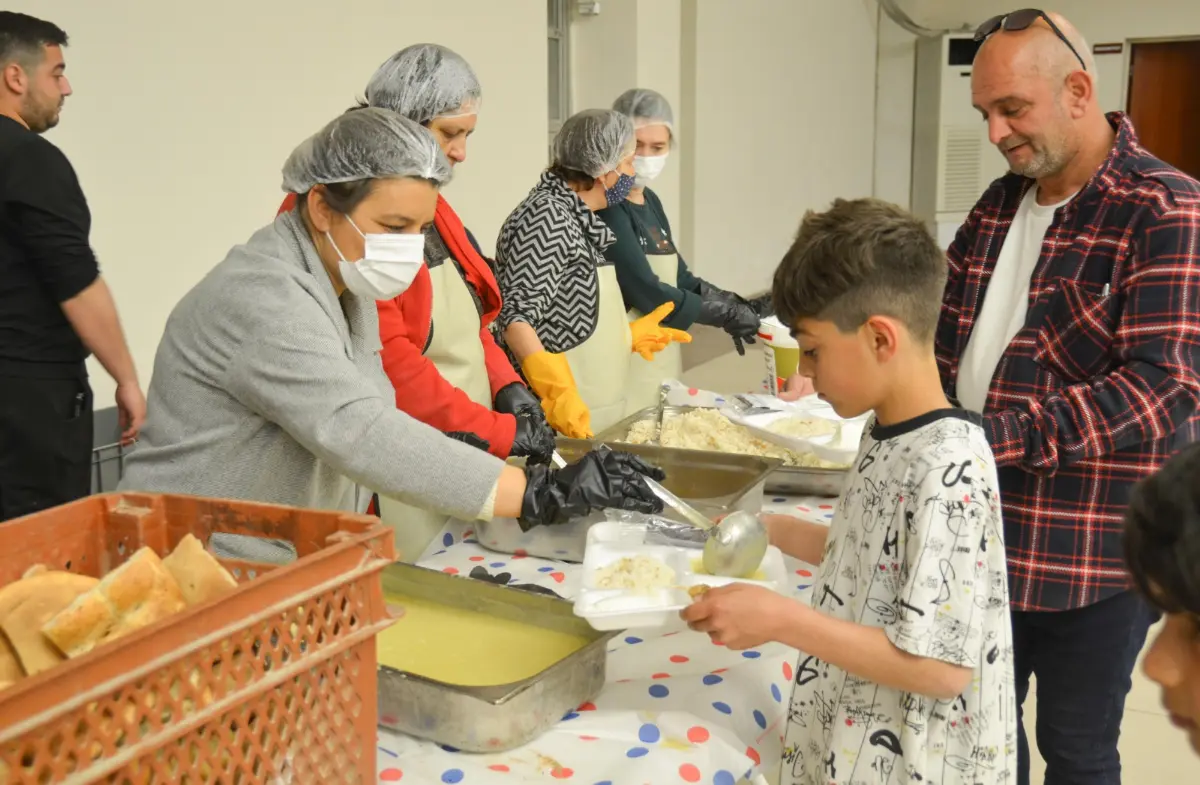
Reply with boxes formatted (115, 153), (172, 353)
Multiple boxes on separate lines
(935, 10), (1200, 784)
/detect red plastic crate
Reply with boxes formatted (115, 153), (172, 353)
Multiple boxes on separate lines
(0, 492), (395, 784)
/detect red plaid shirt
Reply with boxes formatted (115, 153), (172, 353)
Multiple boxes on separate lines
(936, 113), (1200, 612)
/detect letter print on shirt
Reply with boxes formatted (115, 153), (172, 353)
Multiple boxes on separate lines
(781, 411), (1016, 785)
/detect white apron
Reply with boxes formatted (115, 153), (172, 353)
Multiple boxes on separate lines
(379, 260), (494, 562)
(624, 252), (684, 415)
(568, 264), (633, 433)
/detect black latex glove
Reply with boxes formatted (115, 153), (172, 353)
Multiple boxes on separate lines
(494, 383), (556, 464)
(746, 293), (775, 317)
(493, 382), (542, 417)
(511, 413), (557, 464)
(518, 451), (666, 531)
(698, 281), (774, 319)
(446, 431), (491, 452)
(467, 566), (561, 597)
(697, 294), (760, 356)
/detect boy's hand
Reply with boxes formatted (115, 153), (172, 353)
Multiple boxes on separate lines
(777, 372), (816, 402)
(680, 584), (793, 650)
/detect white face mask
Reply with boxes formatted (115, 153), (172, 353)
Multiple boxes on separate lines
(633, 153), (669, 186)
(326, 216), (425, 301)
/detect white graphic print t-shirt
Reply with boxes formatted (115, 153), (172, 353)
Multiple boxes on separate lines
(782, 410), (1016, 785)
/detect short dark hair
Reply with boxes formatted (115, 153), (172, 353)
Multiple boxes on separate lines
(0, 12), (67, 72)
(771, 198), (947, 342)
(1124, 442), (1200, 616)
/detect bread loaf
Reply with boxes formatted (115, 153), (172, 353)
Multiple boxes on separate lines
(41, 547), (186, 658)
(0, 572), (99, 675)
(0, 634), (21, 686)
(161, 533), (238, 606)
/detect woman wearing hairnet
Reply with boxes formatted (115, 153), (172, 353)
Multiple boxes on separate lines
(276, 45), (558, 558)
(119, 108), (664, 559)
(601, 89), (771, 414)
(495, 109), (691, 438)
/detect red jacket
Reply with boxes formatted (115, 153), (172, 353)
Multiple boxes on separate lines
(277, 194), (522, 457)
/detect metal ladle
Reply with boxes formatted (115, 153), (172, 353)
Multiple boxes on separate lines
(555, 447), (768, 578)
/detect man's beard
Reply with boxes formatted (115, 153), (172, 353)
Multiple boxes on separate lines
(21, 94), (61, 134)
(1008, 140), (1070, 179)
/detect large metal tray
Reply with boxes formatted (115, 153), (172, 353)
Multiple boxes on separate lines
(377, 563), (615, 753)
(473, 437), (780, 561)
(595, 405), (848, 498)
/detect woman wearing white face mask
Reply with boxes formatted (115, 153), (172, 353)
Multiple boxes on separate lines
(601, 89), (771, 413)
(118, 108), (664, 559)
(276, 45), (558, 561)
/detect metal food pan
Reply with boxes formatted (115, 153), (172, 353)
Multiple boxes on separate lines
(377, 563), (616, 753)
(473, 437), (780, 562)
(595, 405), (848, 498)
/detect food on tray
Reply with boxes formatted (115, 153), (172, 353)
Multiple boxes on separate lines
(593, 555), (676, 591)
(690, 557), (766, 581)
(767, 415), (837, 440)
(0, 536), (240, 693)
(162, 533), (239, 606)
(625, 408), (848, 468)
(687, 584), (711, 599)
(377, 593), (590, 686)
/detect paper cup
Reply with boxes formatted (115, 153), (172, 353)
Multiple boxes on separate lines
(758, 316), (800, 395)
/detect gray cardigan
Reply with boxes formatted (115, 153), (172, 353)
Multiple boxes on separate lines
(119, 211), (504, 520)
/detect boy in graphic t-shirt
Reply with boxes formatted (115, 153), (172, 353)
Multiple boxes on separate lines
(683, 198), (1016, 785)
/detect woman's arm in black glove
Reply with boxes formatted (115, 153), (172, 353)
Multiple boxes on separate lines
(493, 382), (557, 464)
(697, 280), (774, 318)
(695, 289), (761, 356)
(445, 431), (491, 451)
(518, 451), (665, 531)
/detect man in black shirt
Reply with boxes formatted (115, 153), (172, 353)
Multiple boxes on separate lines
(0, 12), (144, 521)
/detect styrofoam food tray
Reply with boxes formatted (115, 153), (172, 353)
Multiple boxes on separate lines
(720, 394), (869, 466)
(572, 521), (787, 631)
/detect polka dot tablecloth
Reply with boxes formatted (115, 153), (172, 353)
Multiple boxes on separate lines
(375, 494), (834, 785)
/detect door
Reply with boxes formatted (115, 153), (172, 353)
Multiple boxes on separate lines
(1127, 40), (1200, 180)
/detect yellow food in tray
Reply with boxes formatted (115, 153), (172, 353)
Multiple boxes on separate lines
(690, 557), (766, 581)
(377, 593), (591, 687)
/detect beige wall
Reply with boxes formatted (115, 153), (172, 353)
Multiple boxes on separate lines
(683, 0), (880, 294)
(9, 0), (547, 403)
(571, 0), (683, 235)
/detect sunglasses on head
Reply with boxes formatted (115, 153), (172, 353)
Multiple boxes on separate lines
(974, 8), (1088, 72)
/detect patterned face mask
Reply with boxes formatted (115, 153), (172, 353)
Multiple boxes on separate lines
(603, 172), (637, 207)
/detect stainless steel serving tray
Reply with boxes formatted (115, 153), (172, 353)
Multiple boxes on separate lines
(594, 405), (848, 498)
(377, 563), (616, 753)
(473, 437), (780, 561)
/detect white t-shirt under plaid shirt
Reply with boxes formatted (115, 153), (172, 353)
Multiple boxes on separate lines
(782, 409), (1016, 785)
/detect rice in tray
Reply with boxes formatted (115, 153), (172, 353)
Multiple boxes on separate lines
(593, 555), (676, 591)
(625, 408), (848, 469)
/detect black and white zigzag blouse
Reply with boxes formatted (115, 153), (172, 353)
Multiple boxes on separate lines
(494, 171), (616, 354)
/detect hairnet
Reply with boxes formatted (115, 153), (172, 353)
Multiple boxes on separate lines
(612, 88), (674, 137)
(281, 107), (452, 193)
(552, 109), (636, 178)
(365, 44), (482, 125)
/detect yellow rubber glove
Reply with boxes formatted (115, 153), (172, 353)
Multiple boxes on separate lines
(629, 303), (693, 360)
(519, 351), (593, 438)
